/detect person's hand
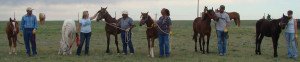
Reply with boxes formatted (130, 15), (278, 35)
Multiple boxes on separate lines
(169, 31), (173, 36)
(20, 32), (23, 36)
(32, 30), (36, 34)
(295, 34), (298, 39)
(224, 28), (228, 32)
(125, 28), (130, 32)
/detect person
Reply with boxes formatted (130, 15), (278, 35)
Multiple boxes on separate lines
(285, 10), (298, 58)
(117, 10), (135, 55)
(157, 8), (172, 57)
(75, 11), (98, 56)
(215, 5), (230, 56)
(20, 7), (38, 57)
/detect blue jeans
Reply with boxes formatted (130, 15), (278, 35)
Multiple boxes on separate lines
(158, 34), (170, 56)
(23, 28), (37, 55)
(121, 31), (134, 53)
(285, 32), (298, 58)
(216, 30), (228, 54)
(76, 32), (91, 55)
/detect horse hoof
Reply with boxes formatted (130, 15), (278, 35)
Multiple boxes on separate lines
(9, 52), (12, 55)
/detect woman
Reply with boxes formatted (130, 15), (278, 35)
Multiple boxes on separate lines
(157, 8), (172, 57)
(285, 10), (298, 58)
(75, 11), (98, 56)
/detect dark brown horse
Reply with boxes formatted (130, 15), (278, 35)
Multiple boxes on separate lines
(6, 18), (20, 55)
(215, 9), (241, 27)
(96, 7), (121, 53)
(193, 8), (218, 54)
(255, 14), (290, 57)
(139, 12), (158, 58)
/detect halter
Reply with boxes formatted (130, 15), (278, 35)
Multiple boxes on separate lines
(99, 11), (107, 20)
(141, 15), (149, 25)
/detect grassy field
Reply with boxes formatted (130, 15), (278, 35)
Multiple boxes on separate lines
(0, 20), (299, 62)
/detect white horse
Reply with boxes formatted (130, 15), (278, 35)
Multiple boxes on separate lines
(58, 19), (76, 55)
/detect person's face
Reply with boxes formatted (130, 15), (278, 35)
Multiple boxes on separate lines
(27, 10), (32, 15)
(84, 13), (89, 18)
(287, 12), (292, 17)
(161, 9), (165, 16)
(220, 9), (224, 13)
(122, 14), (128, 18)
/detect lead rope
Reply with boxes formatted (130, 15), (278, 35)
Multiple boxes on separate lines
(99, 20), (130, 43)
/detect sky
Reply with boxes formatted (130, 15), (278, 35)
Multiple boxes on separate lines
(0, 0), (299, 21)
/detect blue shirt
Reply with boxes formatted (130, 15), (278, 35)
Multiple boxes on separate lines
(215, 12), (230, 31)
(118, 17), (134, 30)
(157, 16), (172, 35)
(20, 14), (38, 32)
(79, 17), (91, 33)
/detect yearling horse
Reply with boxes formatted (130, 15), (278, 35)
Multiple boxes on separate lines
(96, 7), (121, 53)
(193, 8), (218, 54)
(58, 19), (76, 55)
(6, 18), (20, 55)
(39, 13), (46, 26)
(139, 12), (158, 58)
(255, 14), (290, 57)
(215, 9), (241, 27)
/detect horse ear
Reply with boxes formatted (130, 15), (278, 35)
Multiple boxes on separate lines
(105, 7), (107, 9)
(212, 7), (213, 10)
(9, 17), (12, 22)
(147, 11), (148, 14)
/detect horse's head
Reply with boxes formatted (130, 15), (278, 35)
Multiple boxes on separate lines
(139, 12), (149, 26)
(279, 14), (291, 29)
(9, 17), (18, 32)
(96, 7), (107, 22)
(203, 8), (218, 21)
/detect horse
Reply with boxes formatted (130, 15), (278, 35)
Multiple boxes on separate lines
(58, 19), (76, 56)
(39, 13), (46, 26)
(96, 7), (121, 53)
(193, 8), (218, 54)
(139, 12), (158, 58)
(255, 14), (290, 57)
(6, 18), (21, 55)
(215, 9), (241, 27)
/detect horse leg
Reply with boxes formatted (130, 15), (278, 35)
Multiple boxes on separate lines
(106, 33), (110, 53)
(255, 33), (260, 55)
(272, 36), (279, 57)
(193, 33), (198, 52)
(258, 35), (264, 55)
(201, 36), (205, 54)
(151, 38), (155, 58)
(207, 34), (210, 54)
(8, 37), (12, 55)
(114, 34), (120, 53)
(147, 38), (150, 56)
(199, 36), (202, 52)
(13, 36), (17, 55)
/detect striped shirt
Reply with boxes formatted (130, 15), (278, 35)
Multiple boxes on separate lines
(20, 14), (38, 32)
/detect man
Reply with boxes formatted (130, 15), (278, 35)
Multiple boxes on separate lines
(117, 10), (135, 55)
(20, 7), (38, 56)
(215, 5), (230, 56)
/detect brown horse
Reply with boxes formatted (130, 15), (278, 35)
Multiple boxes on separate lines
(39, 13), (46, 26)
(6, 18), (21, 55)
(215, 9), (240, 27)
(255, 14), (290, 57)
(139, 12), (158, 58)
(96, 7), (121, 53)
(193, 8), (218, 54)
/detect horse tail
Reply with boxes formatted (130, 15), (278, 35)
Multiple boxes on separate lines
(237, 13), (240, 27)
(192, 18), (199, 40)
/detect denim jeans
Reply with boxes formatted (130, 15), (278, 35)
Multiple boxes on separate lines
(76, 32), (91, 55)
(216, 30), (228, 54)
(285, 32), (298, 58)
(23, 28), (37, 55)
(158, 34), (170, 56)
(121, 31), (134, 53)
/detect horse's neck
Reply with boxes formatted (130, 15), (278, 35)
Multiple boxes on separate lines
(146, 16), (155, 27)
(104, 12), (115, 23)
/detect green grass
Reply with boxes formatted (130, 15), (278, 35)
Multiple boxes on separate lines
(0, 20), (299, 62)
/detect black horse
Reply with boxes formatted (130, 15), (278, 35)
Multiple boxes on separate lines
(255, 14), (290, 57)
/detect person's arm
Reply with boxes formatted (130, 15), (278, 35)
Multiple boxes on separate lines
(225, 14), (230, 29)
(34, 16), (38, 30)
(20, 16), (25, 32)
(90, 13), (98, 20)
(294, 19), (297, 34)
(129, 18), (135, 29)
(76, 21), (81, 33)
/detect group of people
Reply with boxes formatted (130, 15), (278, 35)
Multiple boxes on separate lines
(18, 5), (297, 58)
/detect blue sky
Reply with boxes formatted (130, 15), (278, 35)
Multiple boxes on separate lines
(0, 0), (299, 21)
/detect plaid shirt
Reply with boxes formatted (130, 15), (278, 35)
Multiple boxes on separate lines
(20, 14), (38, 32)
